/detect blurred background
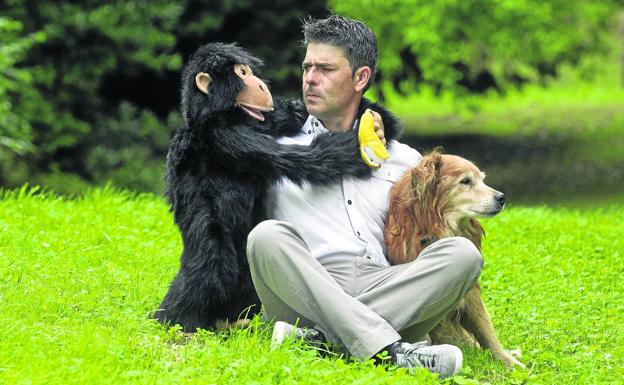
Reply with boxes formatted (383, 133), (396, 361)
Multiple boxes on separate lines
(1, 0), (623, 205)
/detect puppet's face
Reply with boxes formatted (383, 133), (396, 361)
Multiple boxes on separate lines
(194, 62), (273, 121)
(301, 43), (361, 128)
(232, 64), (273, 121)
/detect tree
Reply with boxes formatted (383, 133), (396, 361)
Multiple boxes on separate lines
(1, 0), (328, 193)
(0, 16), (45, 185)
(332, 0), (624, 96)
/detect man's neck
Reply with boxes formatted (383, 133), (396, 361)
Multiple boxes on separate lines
(319, 116), (354, 133)
(318, 96), (362, 133)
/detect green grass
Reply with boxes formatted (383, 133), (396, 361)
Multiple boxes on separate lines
(1, 186), (623, 384)
(381, 60), (624, 138)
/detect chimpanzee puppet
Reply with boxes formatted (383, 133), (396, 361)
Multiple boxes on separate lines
(154, 42), (401, 332)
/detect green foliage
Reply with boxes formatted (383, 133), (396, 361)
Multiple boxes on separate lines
(25, 1), (182, 147)
(85, 102), (180, 193)
(1, 0), (328, 193)
(0, 16), (45, 184)
(0, 187), (622, 384)
(2, 0), (623, 195)
(332, 0), (624, 95)
(2, 1), (184, 191)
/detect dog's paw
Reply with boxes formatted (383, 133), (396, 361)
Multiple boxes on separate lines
(498, 349), (526, 369)
(508, 348), (522, 360)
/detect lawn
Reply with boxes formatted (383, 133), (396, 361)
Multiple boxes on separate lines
(1, 186), (622, 384)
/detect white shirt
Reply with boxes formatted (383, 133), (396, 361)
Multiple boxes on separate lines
(266, 115), (422, 266)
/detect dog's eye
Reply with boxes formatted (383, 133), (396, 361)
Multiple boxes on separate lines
(460, 177), (472, 185)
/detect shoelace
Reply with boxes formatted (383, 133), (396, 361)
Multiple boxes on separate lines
(397, 342), (437, 369)
(294, 327), (326, 344)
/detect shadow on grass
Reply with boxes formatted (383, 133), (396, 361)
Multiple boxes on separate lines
(401, 132), (624, 206)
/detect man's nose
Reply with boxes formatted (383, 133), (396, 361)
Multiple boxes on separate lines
(304, 68), (318, 85)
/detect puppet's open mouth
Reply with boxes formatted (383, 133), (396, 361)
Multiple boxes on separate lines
(237, 103), (273, 121)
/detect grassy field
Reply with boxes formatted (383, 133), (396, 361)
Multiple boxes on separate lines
(0, 186), (622, 384)
(382, 60), (624, 135)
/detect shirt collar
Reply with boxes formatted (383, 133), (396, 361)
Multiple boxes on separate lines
(301, 115), (328, 136)
(303, 115), (359, 135)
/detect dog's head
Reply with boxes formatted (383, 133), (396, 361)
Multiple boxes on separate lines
(386, 149), (505, 263)
(410, 149), (505, 224)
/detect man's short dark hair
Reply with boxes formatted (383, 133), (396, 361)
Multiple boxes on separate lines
(302, 15), (378, 91)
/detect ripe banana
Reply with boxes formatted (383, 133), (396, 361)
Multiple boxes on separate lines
(358, 109), (389, 169)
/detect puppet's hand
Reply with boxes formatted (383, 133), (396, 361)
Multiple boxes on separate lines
(358, 109), (389, 169)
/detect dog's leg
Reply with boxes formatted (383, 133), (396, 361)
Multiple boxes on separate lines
(460, 285), (525, 368)
(430, 307), (480, 347)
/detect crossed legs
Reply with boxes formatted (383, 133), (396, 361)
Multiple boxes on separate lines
(246, 220), (482, 359)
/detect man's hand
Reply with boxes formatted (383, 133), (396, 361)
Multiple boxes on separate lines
(369, 109), (386, 146)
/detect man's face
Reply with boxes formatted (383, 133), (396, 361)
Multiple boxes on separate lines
(301, 43), (358, 121)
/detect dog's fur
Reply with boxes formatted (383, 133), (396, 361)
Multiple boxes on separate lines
(385, 149), (524, 367)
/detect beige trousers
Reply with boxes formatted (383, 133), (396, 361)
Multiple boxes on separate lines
(246, 220), (482, 359)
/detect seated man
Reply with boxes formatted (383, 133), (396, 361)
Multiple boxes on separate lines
(246, 15), (482, 380)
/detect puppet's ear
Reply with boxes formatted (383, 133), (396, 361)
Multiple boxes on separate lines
(195, 72), (213, 94)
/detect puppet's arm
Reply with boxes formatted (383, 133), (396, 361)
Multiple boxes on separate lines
(212, 126), (371, 185)
(260, 97), (307, 137)
(263, 97), (403, 143)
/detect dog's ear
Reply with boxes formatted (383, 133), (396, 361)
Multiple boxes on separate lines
(411, 151), (442, 200)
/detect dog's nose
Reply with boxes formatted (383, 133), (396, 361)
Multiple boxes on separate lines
(496, 193), (506, 206)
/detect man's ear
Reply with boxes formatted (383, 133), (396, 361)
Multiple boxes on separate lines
(195, 72), (212, 94)
(353, 66), (372, 92)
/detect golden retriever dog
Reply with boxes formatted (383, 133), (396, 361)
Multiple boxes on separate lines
(385, 149), (524, 368)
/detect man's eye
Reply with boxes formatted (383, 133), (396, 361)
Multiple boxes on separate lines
(460, 178), (471, 185)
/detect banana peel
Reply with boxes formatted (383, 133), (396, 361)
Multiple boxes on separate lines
(358, 109), (389, 169)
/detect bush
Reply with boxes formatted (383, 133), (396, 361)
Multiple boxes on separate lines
(333, 0), (624, 96)
(1, 1), (328, 194)
(0, 17), (45, 185)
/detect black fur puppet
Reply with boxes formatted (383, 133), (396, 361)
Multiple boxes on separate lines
(154, 42), (401, 331)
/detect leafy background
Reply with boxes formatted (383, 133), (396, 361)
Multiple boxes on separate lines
(2, 0), (623, 203)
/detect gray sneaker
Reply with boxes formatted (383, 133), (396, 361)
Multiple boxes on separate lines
(388, 341), (463, 379)
(271, 321), (327, 348)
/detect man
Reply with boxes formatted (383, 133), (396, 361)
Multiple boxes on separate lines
(245, 15), (482, 379)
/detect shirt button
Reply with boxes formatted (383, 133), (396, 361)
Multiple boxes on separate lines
(366, 256), (371, 260)
(307, 130), (312, 134)
(347, 200), (352, 205)
(357, 231), (361, 236)
(314, 122), (319, 127)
